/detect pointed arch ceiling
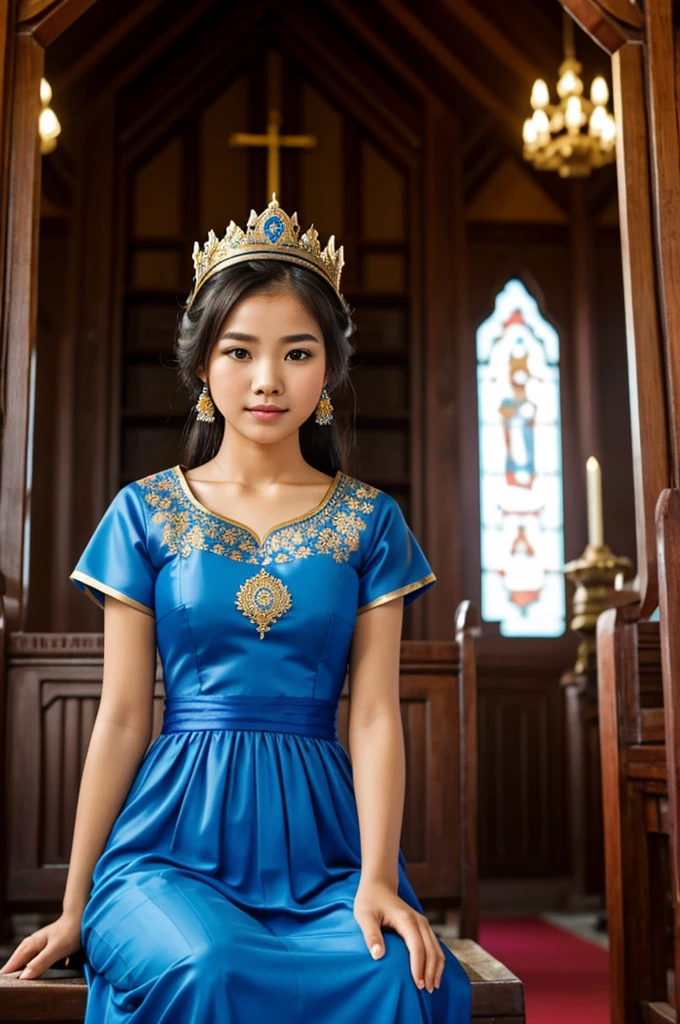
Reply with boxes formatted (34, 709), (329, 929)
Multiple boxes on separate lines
(41, 0), (612, 212)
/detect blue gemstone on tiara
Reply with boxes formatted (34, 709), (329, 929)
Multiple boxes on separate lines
(263, 215), (285, 244)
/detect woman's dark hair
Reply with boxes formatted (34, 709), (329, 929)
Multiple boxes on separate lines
(174, 260), (356, 476)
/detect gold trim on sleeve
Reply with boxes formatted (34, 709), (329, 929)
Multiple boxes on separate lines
(69, 571), (155, 618)
(356, 572), (437, 614)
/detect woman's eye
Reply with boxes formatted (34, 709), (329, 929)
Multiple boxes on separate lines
(222, 347), (312, 361)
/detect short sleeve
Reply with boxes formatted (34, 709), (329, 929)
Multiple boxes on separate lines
(356, 493), (437, 614)
(69, 483), (157, 617)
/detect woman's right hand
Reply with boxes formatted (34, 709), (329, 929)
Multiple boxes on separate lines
(0, 912), (83, 980)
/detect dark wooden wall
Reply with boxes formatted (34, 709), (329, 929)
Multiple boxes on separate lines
(19, 0), (632, 907)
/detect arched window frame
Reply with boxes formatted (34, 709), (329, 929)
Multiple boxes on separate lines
(476, 278), (566, 638)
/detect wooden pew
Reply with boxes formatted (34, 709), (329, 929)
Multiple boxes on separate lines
(597, 486), (680, 1024)
(597, 603), (672, 1023)
(655, 487), (680, 1022)
(0, 601), (525, 1023)
(0, 939), (524, 1023)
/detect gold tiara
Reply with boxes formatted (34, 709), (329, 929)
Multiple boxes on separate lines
(186, 194), (345, 310)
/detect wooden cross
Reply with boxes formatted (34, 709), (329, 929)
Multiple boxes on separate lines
(229, 108), (317, 199)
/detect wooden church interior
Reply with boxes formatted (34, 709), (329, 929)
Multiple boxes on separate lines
(0, 0), (678, 1021)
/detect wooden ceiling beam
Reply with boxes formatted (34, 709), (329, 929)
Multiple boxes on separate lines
(584, 0), (643, 29)
(16, 0), (97, 46)
(329, 0), (570, 212)
(281, 7), (421, 154)
(463, 146), (506, 205)
(373, 0), (516, 131)
(50, 0), (170, 90)
(118, 1), (422, 174)
(117, 0), (274, 153)
(326, 0), (431, 99)
(50, 0), (224, 100)
(17, 0), (58, 20)
(501, 0), (563, 75)
(440, 0), (541, 85)
(461, 115), (496, 161)
(279, 20), (420, 165)
(558, 0), (643, 55)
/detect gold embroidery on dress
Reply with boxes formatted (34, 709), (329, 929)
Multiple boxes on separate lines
(136, 469), (380, 565)
(235, 568), (292, 639)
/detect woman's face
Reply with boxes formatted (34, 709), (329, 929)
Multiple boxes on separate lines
(200, 287), (328, 443)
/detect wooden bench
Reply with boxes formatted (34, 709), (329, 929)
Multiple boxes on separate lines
(597, 601), (673, 1023)
(654, 487), (680, 1022)
(1, 602), (524, 1021)
(0, 938), (525, 1022)
(591, 487), (680, 1024)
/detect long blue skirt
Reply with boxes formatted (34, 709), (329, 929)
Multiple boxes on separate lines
(80, 701), (472, 1022)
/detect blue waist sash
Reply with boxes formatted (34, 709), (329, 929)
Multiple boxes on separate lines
(160, 694), (338, 741)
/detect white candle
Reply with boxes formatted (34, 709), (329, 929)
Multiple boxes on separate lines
(586, 456), (604, 547)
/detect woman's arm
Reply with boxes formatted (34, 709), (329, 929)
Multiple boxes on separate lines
(0, 596), (157, 979)
(62, 596), (157, 915)
(348, 598), (405, 889)
(348, 597), (446, 995)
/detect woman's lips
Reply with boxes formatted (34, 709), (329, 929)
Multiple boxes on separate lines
(247, 408), (286, 421)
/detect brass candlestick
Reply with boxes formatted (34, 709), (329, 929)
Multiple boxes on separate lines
(562, 461), (636, 911)
(563, 542), (635, 674)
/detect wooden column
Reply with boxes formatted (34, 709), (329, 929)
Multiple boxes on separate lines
(0, 33), (44, 633)
(0, 2), (100, 631)
(0, 0), (99, 942)
(646, 0), (680, 483)
(0, 0), (15, 350)
(610, 42), (670, 617)
(562, 0), (665, 627)
(66, 96), (118, 629)
(423, 96), (464, 638)
(656, 489), (680, 1016)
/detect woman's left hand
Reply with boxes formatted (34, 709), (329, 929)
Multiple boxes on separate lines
(353, 878), (446, 994)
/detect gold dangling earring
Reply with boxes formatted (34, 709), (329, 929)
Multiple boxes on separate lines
(314, 386), (333, 425)
(195, 382), (215, 423)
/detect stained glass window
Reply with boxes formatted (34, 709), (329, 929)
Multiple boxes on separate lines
(476, 278), (565, 637)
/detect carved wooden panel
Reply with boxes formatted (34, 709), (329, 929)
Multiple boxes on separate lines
(5, 635), (473, 920)
(339, 671), (460, 896)
(6, 652), (165, 903)
(478, 668), (567, 878)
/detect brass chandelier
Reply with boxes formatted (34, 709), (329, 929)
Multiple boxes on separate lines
(39, 78), (61, 155)
(522, 13), (616, 178)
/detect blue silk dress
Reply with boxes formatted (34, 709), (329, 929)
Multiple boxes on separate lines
(69, 464), (472, 1023)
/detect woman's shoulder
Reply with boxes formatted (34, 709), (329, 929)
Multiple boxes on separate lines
(122, 466), (183, 525)
(335, 474), (399, 553)
(133, 465), (178, 487)
(339, 472), (397, 516)
(126, 465), (179, 501)
(341, 471), (381, 495)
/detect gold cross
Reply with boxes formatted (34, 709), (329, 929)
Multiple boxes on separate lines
(229, 108), (317, 199)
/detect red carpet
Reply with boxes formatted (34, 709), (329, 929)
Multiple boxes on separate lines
(478, 916), (609, 1023)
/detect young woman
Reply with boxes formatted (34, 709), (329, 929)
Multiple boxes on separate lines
(0, 196), (472, 1022)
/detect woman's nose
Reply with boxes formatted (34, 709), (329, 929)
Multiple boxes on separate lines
(251, 364), (283, 393)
